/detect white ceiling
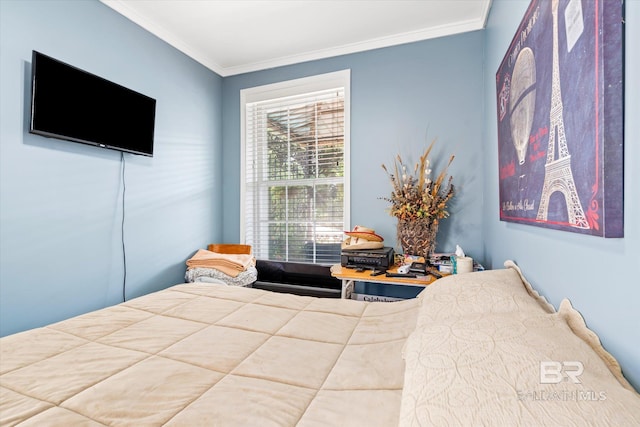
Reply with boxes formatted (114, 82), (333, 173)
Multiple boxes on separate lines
(100, 0), (492, 77)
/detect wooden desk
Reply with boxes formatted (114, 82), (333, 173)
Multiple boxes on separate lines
(330, 264), (440, 299)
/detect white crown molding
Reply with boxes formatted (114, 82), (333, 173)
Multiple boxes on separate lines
(100, 0), (226, 75)
(224, 15), (488, 76)
(101, 0), (491, 77)
(480, 0), (494, 28)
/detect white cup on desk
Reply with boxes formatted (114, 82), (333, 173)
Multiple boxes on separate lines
(456, 256), (473, 274)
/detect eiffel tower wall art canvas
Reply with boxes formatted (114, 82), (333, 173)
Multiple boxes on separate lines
(496, 0), (624, 237)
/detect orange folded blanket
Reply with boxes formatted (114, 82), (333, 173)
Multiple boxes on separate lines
(186, 249), (256, 278)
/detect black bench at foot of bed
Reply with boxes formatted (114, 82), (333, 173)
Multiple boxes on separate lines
(253, 260), (341, 298)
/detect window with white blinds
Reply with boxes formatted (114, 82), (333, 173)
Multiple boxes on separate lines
(241, 71), (350, 264)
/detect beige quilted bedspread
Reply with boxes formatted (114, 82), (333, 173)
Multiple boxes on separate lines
(1, 283), (420, 426)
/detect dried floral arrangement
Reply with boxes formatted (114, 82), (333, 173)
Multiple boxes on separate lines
(381, 139), (455, 224)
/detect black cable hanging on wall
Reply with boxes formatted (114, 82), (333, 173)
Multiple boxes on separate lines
(121, 151), (127, 302)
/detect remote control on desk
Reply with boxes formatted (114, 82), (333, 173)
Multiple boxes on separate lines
(385, 272), (418, 278)
(427, 269), (443, 278)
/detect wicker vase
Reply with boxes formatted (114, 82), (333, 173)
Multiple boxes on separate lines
(397, 219), (438, 258)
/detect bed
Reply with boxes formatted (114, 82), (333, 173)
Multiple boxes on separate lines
(2, 261), (639, 426)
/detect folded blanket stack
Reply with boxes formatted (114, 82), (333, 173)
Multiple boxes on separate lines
(185, 267), (257, 286)
(186, 249), (256, 278)
(185, 249), (257, 286)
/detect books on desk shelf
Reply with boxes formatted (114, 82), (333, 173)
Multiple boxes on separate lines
(350, 281), (423, 302)
(352, 294), (405, 302)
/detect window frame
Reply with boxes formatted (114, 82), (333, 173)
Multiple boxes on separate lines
(240, 70), (351, 263)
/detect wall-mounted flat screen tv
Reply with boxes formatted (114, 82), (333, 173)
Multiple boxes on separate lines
(29, 50), (156, 157)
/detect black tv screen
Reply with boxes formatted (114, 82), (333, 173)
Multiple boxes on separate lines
(30, 51), (156, 157)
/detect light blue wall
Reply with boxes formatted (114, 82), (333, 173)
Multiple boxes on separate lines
(483, 1), (640, 389)
(3, 0), (637, 393)
(0, 0), (223, 336)
(222, 32), (485, 261)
